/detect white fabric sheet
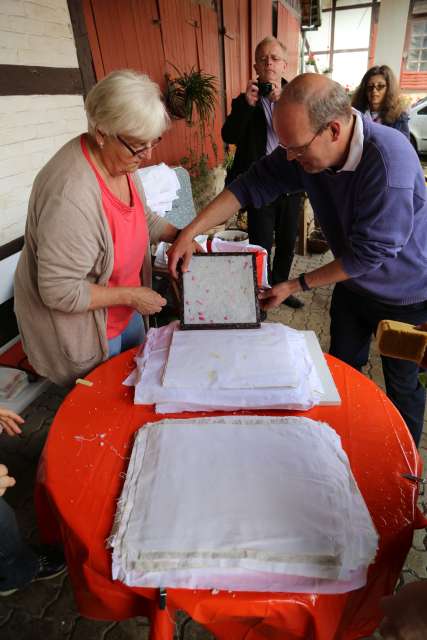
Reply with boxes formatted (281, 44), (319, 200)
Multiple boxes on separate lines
(137, 163), (180, 216)
(163, 328), (299, 389)
(124, 322), (324, 412)
(110, 416), (378, 592)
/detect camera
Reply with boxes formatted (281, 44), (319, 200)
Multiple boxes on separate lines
(257, 81), (273, 97)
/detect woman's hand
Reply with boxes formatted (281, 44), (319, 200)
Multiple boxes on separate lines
(0, 464), (16, 496)
(0, 407), (24, 437)
(129, 287), (167, 316)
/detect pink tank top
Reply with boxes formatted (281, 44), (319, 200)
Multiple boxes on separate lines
(81, 136), (149, 339)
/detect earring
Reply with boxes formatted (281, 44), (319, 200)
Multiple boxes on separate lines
(99, 141), (104, 149)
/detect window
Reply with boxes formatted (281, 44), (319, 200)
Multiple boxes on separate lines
(406, 18), (427, 71)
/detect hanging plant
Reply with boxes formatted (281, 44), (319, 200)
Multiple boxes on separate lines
(165, 64), (217, 128)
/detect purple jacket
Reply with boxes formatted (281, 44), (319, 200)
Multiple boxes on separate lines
(228, 114), (427, 305)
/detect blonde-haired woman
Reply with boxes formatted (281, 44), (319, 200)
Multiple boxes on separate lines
(15, 70), (184, 386)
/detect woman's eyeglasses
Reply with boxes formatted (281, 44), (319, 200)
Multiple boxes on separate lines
(116, 135), (162, 157)
(367, 83), (387, 92)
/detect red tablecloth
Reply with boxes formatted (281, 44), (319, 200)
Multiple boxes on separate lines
(35, 350), (425, 640)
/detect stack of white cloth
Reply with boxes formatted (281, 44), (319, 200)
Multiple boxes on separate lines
(137, 163), (180, 216)
(123, 321), (324, 413)
(110, 415), (378, 592)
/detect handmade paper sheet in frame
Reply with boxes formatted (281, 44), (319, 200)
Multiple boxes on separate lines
(180, 253), (260, 329)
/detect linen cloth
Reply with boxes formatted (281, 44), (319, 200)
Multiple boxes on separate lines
(162, 328), (299, 389)
(110, 415), (378, 592)
(137, 163), (180, 216)
(124, 322), (324, 412)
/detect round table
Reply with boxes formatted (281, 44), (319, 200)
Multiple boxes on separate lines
(35, 349), (425, 640)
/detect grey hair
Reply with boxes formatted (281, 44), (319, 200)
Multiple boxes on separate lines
(85, 69), (170, 140)
(283, 76), (352, 131)
(255, 36), (287, 61)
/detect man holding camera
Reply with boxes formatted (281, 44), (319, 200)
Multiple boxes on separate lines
(222, 36), (303, 309)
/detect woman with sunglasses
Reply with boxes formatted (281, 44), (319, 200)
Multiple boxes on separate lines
(352, 65), (410, 138)
(14, 70), (186, 386)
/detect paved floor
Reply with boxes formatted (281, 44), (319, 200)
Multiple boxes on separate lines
(1, 250), (426, 640)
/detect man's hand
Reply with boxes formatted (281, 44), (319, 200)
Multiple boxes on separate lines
(379, 581), (427, 639)
(245, 80), (259, 107)
(268, 80), (282, 103)
(0, 407), (24, 437)
(0, 464), (16, 496)
(128, 287), (167, 315)
(258, 282), (294, 309)
(167, 230), (196, 279)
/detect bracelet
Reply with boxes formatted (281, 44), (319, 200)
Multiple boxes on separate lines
(298, 273), (310, 292)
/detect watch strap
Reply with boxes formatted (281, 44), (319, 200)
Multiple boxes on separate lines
(298, 273), (310, 292)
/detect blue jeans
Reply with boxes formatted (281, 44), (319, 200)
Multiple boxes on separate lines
(329, 283), (427, 446)
(108, 312), (146, 358)
(0, 497), (39, 591)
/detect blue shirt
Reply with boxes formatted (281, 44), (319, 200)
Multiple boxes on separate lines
(227, 113), (427, 305)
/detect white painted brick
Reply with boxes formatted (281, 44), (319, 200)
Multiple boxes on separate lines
(0, 29), (29, 49)
(0, 169), (36, 195)
(0, 1), (26, 18)
(0, 155), (30, 179)
(23, 1), (67, 22)
(17, 47), (78, 67)
(0, 91), (85, 243)
(0, 15), (11, 31)
(8, 16), (46, 36)
(43, 20), (71, 39)
(0, 48), (19, 64)
(0, 219), (26, 245)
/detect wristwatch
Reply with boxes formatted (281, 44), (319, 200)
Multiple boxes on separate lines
(298, 273), (310, 292)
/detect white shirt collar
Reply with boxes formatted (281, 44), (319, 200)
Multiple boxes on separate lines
(336, 108), (364, 173)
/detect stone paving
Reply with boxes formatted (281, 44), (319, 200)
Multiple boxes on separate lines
(0, 250), (426, 640)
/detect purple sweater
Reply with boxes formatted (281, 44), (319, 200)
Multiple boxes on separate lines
(228, 114), (427, 305)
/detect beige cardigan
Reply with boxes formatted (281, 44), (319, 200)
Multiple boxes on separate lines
(14, 136), (169, 386)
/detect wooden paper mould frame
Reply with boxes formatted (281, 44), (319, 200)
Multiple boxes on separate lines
(179, 252), (261, 330)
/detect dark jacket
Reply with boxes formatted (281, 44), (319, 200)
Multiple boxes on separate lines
(222, 79), (288, 185)
(387, 112), (410, 139)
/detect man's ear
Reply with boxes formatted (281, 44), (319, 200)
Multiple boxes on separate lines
(329, 121), (341, 141)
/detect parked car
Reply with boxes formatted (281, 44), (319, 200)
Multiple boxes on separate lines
(409, 96), (427, 153)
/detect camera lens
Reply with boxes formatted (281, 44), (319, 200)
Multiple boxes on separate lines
(258, 82), (273, 97)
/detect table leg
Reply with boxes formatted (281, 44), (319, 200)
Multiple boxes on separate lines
(149, 606), (175, 640)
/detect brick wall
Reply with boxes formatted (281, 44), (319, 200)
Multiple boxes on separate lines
(0, 0), (86, 245)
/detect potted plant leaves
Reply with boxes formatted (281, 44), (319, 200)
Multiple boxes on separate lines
(165, 65), (217, 132)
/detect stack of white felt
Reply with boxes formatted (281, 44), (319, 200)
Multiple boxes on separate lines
(110, 415), (378, 592)
(124, 321), (324, 413)
(137, 163), (180, 216)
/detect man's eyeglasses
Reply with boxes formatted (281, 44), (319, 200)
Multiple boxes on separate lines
(116, 135), (162, 157)
(278, 126), (326, 159)
(367, 83), (387, 92)
(256, 55), (284, 64)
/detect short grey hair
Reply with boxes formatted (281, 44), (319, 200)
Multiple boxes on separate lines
(283, 76), (352, 131)
(85, 69), (170, 141)
(255, 36), (287, 62)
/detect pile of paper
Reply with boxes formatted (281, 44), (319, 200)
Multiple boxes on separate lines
(110, 415), (378, 592)
(124, 322), (324, 413)
(137, 163), (180, 216)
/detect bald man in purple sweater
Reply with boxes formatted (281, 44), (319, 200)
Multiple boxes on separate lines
(169, 74), (427, 446)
